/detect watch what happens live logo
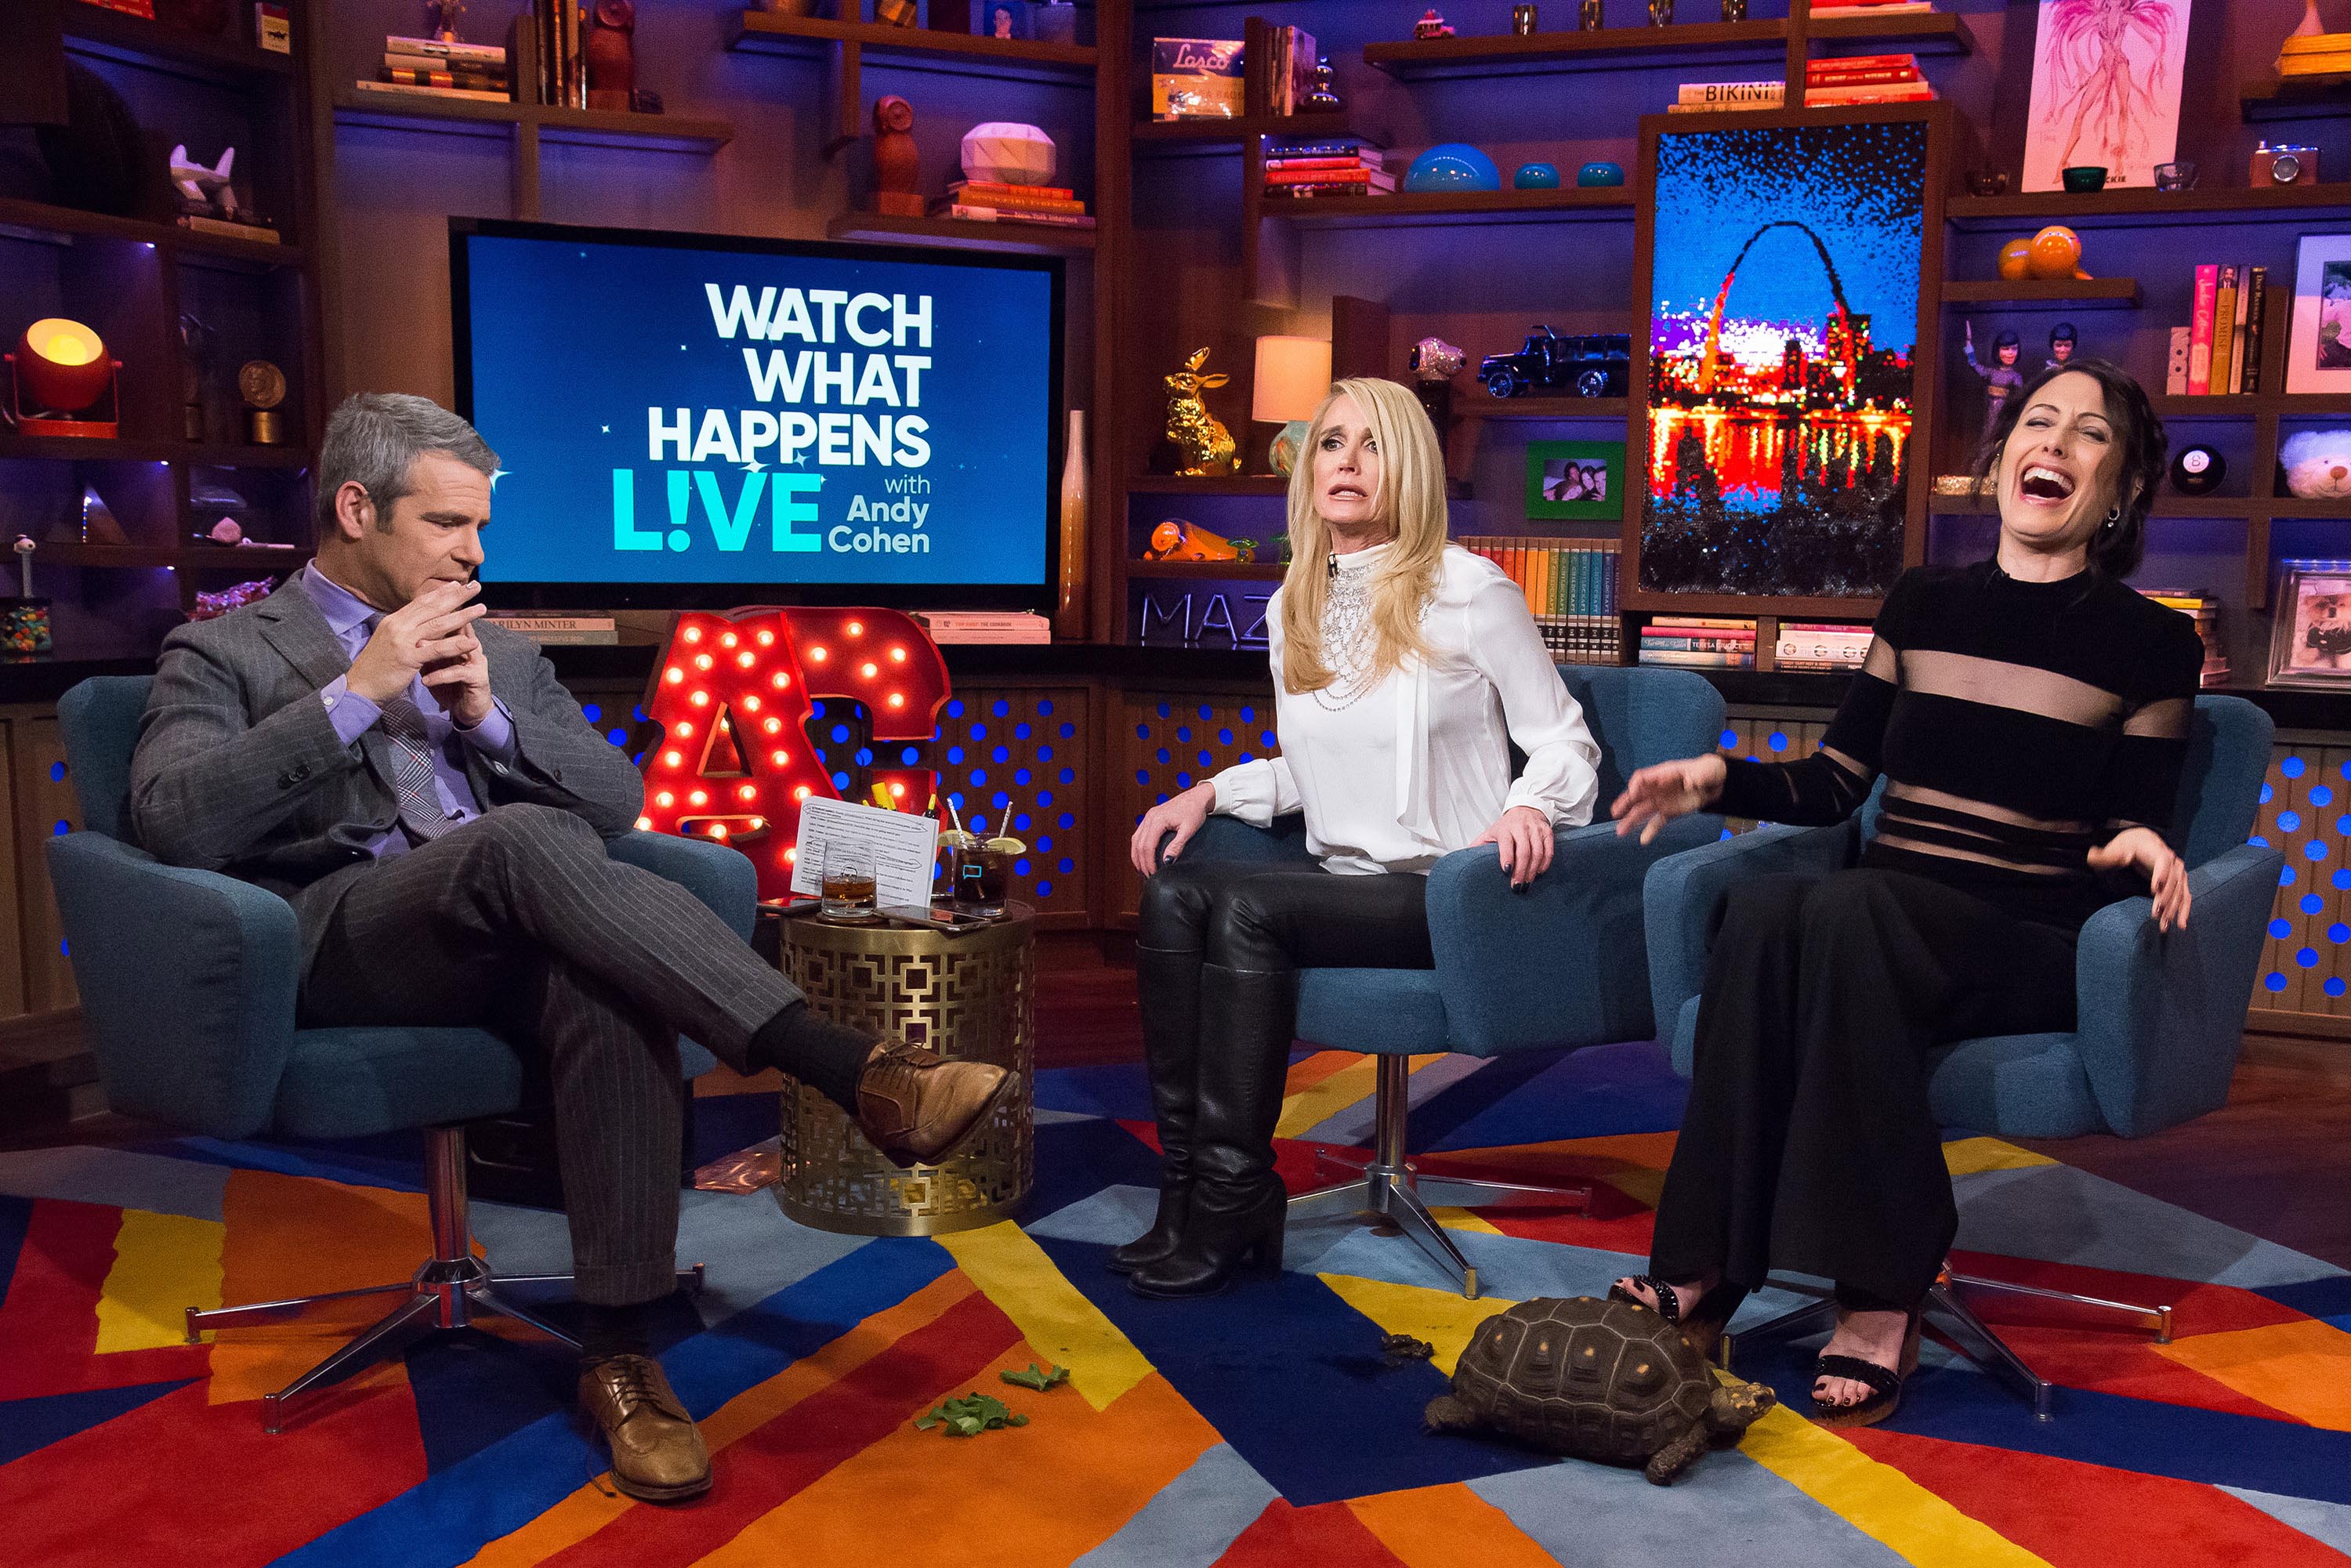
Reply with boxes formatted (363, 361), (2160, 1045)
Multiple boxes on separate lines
(614, 284), (938, 559)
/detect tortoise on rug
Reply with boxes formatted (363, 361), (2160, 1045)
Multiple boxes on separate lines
(1424, 1295), (1776, 1483)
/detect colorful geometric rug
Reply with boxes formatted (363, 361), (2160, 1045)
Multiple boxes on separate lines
(5, 1040), (2351, 1567)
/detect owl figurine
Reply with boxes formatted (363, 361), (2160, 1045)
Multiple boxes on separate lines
(873, 96), (922, 216)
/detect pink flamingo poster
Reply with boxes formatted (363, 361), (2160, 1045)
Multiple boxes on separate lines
(2021, 0), (2189, 192)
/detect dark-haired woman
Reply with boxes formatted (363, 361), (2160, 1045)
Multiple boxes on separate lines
(1607, 360), (2204, 1426)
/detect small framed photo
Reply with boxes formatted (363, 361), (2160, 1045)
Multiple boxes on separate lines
(2286, 234), (2351, 394)
(1527, 440), (1624, 520)
(2268, 559), (2351, 688)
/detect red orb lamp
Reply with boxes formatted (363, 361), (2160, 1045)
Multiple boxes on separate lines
(7, 318), (121, 438)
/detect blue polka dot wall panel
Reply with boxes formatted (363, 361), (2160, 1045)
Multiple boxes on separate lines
(1116, 691), (1284, 923)
(2251, 741), (2351, 1020)
(20, 716), (76, 1014)
(802, 686), (1095, 925)
(1716, 712), (1827, 835)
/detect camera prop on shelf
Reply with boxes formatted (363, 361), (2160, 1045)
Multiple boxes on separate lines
(1478, 328), (1631, 400)
(1995, 225), (2090, 282)
(873, 96), (921, 217)
(2, 540), (49, 659)
(1413, 10), (1455, 40)
(2284, 431), (2351, 500)
(1165, 348), (1240, 476)
(7, 319), (120, 440)
(1964, 323), (2024, 430)
(1145, 520), (1262, 563)
(2252, 142), (2320, 189)
(1411, 335), (1465, 428)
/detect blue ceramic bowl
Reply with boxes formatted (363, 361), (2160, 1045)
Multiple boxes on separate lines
(1576, 161), (1625, 187)
(1403, 143), (1502, 194)
(1513, 161), (1562, 190)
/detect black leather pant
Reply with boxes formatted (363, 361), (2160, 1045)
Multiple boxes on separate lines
(1136, 860), (1434, 1191)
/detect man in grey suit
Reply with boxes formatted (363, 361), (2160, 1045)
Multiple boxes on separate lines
(130, 393), (1009, 1503)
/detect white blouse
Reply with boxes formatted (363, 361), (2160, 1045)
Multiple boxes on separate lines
(1209, 542), (1601, 875)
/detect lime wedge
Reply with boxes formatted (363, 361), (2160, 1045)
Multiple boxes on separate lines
(983, 835), (1027, 854)
(939, 830), (980, 851)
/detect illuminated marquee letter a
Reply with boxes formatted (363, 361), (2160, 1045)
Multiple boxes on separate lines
(635, 607), (951, 901)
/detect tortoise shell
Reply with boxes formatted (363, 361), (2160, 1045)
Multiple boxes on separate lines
(1446, 1295), (1714, 1461)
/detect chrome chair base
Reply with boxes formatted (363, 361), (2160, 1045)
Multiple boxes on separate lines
(184, 1124), (706, 1433)
(1284, 1056), (1592, 1300)
(1715, 1262), (2172, 1422)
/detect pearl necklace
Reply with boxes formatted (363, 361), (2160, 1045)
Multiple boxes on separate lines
(1313, 556), (1381, 712)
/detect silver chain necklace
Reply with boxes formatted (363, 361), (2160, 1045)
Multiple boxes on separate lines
(1313, 559), (1381, 711)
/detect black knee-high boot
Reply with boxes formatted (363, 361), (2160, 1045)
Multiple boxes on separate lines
(1128, 963), (1291, 1298)
(1109, 946), (1204, 1274)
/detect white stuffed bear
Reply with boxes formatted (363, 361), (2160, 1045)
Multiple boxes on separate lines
(2283, 429), (2351, 501)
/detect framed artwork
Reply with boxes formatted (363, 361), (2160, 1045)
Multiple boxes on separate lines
(2286, 234), (2351, 395)
(2020, 0), (2189, 193)
(1630, 107), (1938, 611)
(2268, 560), (2351, 690)
(1527, 440), (1623, 520)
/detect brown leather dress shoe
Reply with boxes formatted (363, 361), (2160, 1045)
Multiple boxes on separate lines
(855, 1038), (1013, 1168)
(578, 1353), (712, 1502)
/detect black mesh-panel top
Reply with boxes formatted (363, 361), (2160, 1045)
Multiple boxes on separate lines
(1718, 559), (2207, 932)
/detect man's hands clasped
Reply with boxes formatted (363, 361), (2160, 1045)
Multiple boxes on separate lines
(345, 578), (494, 729)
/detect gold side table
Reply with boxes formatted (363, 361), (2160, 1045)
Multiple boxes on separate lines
(772, 904), (1034, 1236)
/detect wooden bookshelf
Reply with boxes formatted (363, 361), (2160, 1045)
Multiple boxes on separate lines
(0, 197), (304, 270)
(1940, 278), (2143, 310)
(727, 9), (1097, 81)
(1364, 20), (1793, 82)
(331, 90), (734, 151)
(1260, 186), (1638, 227)
(1129, 561), (1288, 580)
(1947, 183), (2351, 230)
(1128, 475), (1474, 499)
(1132, 113), (1371, 153)
(61, 3), (295, 84)
(825, 212), (1095, 253)
(1457, 393), (1632, 422)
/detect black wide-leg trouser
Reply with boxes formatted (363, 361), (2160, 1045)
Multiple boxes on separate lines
(1648, 867), (2078, 1309)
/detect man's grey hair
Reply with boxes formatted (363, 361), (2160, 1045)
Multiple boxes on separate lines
(317, 393), (498, 534)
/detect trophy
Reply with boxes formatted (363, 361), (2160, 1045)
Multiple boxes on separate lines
(239, 360), (286, 444)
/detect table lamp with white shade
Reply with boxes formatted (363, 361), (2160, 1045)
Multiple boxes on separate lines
(1252, 335), (1331, 478)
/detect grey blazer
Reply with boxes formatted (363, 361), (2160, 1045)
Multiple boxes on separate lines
(129, 576), (646, 958)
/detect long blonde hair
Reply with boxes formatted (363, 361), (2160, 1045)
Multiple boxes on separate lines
(1278, 377), (1449, 695)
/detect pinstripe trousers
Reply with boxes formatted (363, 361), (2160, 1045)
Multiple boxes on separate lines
(294, 803), (801, 1305)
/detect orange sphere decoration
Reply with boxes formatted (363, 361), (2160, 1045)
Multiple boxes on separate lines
(1996, 237), (2034, 281)
(2026, 225), (2082, 281)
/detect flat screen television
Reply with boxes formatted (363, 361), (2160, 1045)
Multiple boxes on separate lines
(449, 217), (1064, 610)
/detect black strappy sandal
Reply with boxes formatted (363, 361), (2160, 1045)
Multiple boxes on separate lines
(1608, 1276), (1744, 1360)
(1809, 1313), (1922, 1429)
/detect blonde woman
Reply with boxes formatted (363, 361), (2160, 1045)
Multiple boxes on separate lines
(1118, 377), (1601, 1299)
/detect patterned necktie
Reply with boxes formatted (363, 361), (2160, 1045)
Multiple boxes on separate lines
(377, 692), (452, 843)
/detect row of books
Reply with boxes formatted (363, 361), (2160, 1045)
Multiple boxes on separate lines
(1669, 53), (1932, 114)
(1262, 140), (1389, 199)
(1639, 616), (1755, 670)
(353, 33), (512, 105)
(934, 179), (1095, 230)
(1250, 24), (1320, 117)
(1773, 621), (1872, 672)
(2165, 266), (2272, 397)
(2141, 589), (2230, 687)
(1458, 538), (1624, 664)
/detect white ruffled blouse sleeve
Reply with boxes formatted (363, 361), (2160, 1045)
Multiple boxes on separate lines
(1465, 571), (1600, 827)
(1208, 585), (1301, 825)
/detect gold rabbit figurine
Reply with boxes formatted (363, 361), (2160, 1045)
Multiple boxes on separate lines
(1165, 346), (1240, 476)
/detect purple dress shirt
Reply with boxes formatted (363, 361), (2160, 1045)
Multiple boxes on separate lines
(300, 563), (518, 857)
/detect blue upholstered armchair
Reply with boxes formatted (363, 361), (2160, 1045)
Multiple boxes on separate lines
(1180, 664), (1728, 1297)
(45, 675), (748, 1429)
(1641, 693), (2281, 1415)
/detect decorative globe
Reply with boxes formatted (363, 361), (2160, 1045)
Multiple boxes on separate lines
(2026, 224), (2084, 281)
(1403, 143), (1502, 193)
(1576, 161), (1625, 186)
(959, 121), (1056, 186)
(1513, 161), (1562, 190)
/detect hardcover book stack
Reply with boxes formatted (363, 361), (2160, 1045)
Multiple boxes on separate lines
(1639, 615), (1755, 669)
(2164, 265), (2271, 396)
(1246, 23), (1320, 116)
(1262, 139), (1389, 200)
(935, 180), (1094, 230)
(1773, 621), (1873, 672)
(356, 34), (511, 104)
(1459, 538), (1623, 664)
(2140, 589), (2230, 686)
(1668, 54), (1930, 114)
